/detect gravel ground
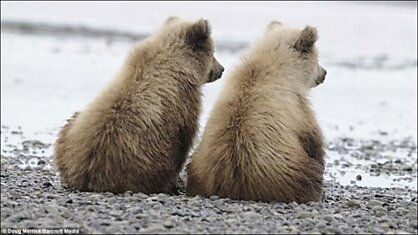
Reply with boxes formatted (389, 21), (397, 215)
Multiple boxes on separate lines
(1, 127), (417, 234)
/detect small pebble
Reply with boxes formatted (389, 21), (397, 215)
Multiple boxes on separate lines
(345, 199), (361, 208)
(107, 198), (117, 204)
(163, 220), (175, 229)
(323, 215), (334, 222)
(210, 195), (220, 200)
(297, 212), (313, 219)
(367, 200), (383, 208)
(42, 182), (53, 188)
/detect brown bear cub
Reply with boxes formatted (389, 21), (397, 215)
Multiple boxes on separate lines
(54, 17), (224, 194)
(187, 21), (327, 203)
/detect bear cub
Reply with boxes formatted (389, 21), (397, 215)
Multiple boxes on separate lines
(54, 17), (224, 194)
(187, 21), (327, 203)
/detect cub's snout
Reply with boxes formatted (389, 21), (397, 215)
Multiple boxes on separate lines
(311, 65), (327, 88)
(207, 58), (224, 83)
(315, 66), (327, 86)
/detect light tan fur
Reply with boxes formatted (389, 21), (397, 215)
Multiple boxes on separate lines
(54, 17), (224, 194)
(187, 21), (327, 203)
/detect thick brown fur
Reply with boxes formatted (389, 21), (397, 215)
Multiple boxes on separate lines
(54, 17), (224, 194)
(186, 21), (327, 203)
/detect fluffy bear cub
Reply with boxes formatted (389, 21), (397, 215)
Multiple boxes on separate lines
(54, 17), (224, 194)
(187, 21), (327, 203)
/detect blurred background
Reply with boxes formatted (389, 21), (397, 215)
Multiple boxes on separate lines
(1, 2), (417, 188)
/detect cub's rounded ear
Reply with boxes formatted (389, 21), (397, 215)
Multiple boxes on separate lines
(266, 21), (282, 32)
(293, 26), (318, 53)
(165, 16), (180, 25)
(186, 19), (211, 50)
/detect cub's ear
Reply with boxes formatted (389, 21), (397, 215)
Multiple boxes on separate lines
(266, 21), (282, 32)
(165, 16), (179, 25)
(293, 26), (318, 53)
(186, 19), (211, 50)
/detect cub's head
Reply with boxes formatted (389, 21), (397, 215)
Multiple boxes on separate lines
(160, 16), (224, 83)
(265, 21), (326, 88)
